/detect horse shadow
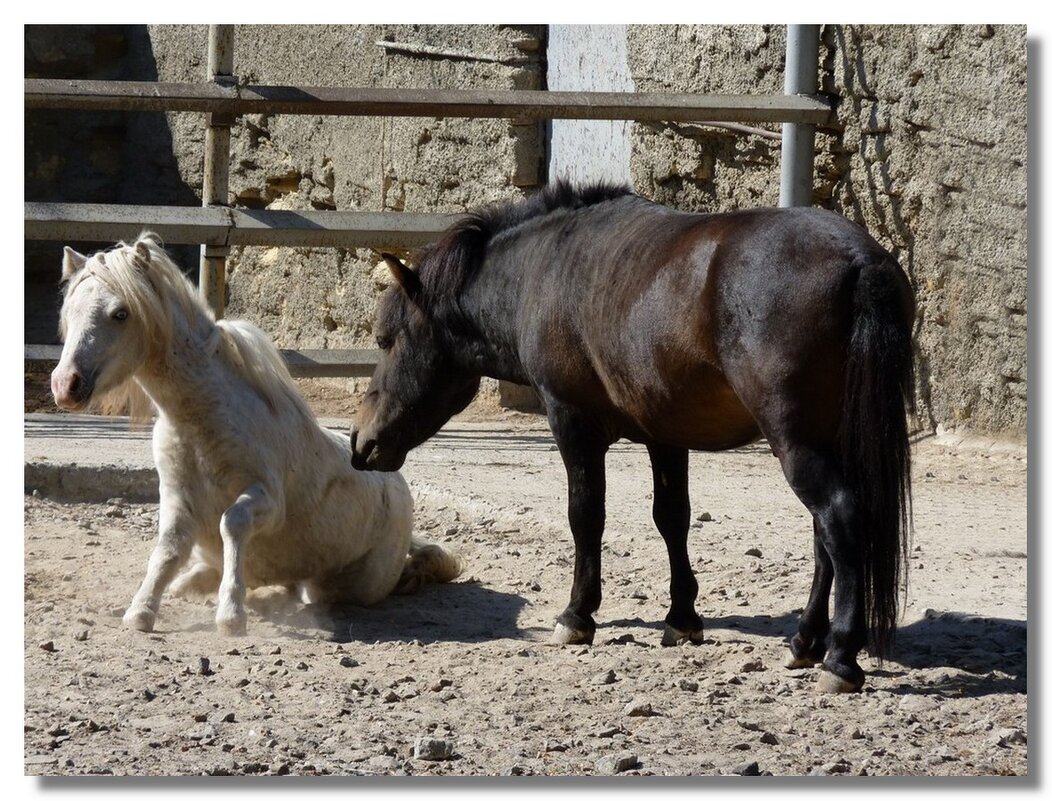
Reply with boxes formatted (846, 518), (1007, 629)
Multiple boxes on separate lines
(610, 608), (1027, 698)
(258, 580), (534, 645)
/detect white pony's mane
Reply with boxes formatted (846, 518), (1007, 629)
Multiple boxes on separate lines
(68, 231), (313, 422)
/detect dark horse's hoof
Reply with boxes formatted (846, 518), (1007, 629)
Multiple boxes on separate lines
(817, 660), (865, 693)
(550, 622), (594, 645)
(785, 633), (827, 669)
(660, 624), (705, 646)
(551, 611), (596, 645)
(817, 669), (864, 694)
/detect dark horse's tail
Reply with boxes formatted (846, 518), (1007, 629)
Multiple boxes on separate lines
(841, 256), (915, 659)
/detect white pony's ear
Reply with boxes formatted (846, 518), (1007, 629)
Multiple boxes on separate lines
(61, 247), (88, 281)
(134, 239), (152, 267)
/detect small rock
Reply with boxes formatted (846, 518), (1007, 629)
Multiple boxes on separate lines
(697, 512), (713, 522)
(623, 698), (657, 717)
(339, 656), (359, 668)
(142, 689), (157, 702)
(414, 736), (454, 761)
(591, 670), (617, 686)
(744, 548), (763, 558)
(734, 761), (761, 776)
(740, 659), (765, 673)
(991, 728), (1027, 747)
(676, 678), (699, 692)
(383, 690), (400, 703)
(221, 712), (236, 723)
(850, 728), (865, 740)
(39, 641), (56, 652)
(73, 629), (89, 642)
(596, 752), (638, 774)
(759, 732), (779, 745)
(431, 678), (453, 691)
(296, 662), (309, 671)
(199, 657), (213, 676)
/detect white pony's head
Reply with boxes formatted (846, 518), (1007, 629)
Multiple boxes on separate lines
(51, 232), (200, 413)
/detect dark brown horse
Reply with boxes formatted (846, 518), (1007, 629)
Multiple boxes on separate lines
(351, 182), (915, 693)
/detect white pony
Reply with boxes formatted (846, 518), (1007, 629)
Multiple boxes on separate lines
(52, 233), (460, 635)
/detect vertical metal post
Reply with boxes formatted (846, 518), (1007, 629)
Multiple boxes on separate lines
(779, 24), (820, 207)
(200, 24), (235, 317)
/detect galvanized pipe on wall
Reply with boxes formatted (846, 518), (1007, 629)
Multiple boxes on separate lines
(778, 24), (820, 208)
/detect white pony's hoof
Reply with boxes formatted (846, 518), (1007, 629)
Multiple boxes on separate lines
(123, 607), (156, 632)
(816, 669), (862, 694)
(550, 622), (591, 645)
(661, 625), (705, 647)
(216, 614), (248, 637)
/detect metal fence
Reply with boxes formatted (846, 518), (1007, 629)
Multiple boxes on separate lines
(24, 24), (825, 378)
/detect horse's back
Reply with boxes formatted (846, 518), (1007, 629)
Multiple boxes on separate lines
(513, 200), (904, 450)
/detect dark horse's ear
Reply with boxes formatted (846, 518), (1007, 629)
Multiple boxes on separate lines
(382, 253), (422, 302)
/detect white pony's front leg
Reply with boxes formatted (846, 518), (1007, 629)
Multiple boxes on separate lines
(216, 483), (279, 636)
(124, 498), (195, 632)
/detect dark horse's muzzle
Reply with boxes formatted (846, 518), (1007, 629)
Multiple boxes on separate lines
(350, 428), (406, 472)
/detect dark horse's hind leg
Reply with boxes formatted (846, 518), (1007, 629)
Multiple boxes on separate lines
(548, 404), (609, 645)
(778, 445), (867, 693)
(785, 521), (833, 668)
(646, 444), (705, 646)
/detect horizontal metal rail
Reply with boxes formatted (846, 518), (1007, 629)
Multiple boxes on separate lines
(25, 202), (461, 248)
(25, 79), (834, 125)
(26, 344), (379, 378)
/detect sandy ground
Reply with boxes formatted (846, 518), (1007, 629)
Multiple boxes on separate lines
(23, 405), (1027, 777)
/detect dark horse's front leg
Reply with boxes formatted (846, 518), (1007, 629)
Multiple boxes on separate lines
(547, 404), (610, 645)
(646, 444), (705, 645)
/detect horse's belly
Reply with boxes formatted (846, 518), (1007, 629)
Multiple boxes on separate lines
(621, 376), (762, 451)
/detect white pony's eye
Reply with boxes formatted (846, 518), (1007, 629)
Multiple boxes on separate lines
(112, 308), (129, 321)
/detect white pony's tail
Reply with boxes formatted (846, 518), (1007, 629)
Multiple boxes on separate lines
(394, 538), (463, 595)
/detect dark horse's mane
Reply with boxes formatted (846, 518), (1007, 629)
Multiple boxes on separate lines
(415, 180), (634, 303)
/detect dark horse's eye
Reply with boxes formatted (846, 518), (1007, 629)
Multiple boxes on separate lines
(112, 308), (129, 322)
(376, 335), (393, 350)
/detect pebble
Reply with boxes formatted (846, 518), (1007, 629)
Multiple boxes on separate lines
(697, 512), (713, 522)
(740, 659), (765, 673)
(623, 699), (657, 717)
(596, 752), (638, 774)
(745, 548), (763, 558)
(734, 761), (761, 776)
(39, 641), (56, 652)
(991, 728), (1026, 746)
(339, 656), (360, 668)
(759, 732), (779, 745)
(676, 679), (699, 692)
(414, 736), (455, 761)
(73, 629), (89, 642)
(591, 670), (617, 685)
(199, 657), (213, 676)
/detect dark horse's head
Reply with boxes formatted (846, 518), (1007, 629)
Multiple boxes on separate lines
(351, 254), (480, 471)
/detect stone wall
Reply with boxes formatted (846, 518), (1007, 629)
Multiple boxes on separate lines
(145, 25), (544, 360)
(626, 24), (1028, 435)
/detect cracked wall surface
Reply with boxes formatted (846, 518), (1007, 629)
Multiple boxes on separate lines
(626, 24), (1027, 435)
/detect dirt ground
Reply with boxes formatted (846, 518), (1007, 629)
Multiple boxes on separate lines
(23, 392), (1027, 778)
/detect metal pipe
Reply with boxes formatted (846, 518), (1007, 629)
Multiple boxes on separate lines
(778, 25), (820, 207)
(200, 25), (235, 317)
(24, 79), (834, 126)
